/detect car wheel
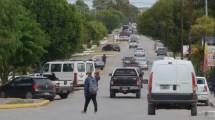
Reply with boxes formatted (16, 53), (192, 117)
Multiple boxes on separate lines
(100, 67), (104, 70)
(48, 97), (55, 101)
(148, 103), (155, 115)
(0, 91), (6, 98)
(205, 100), (209, 106)
(110, 90), (115, 98)
(59, 93), (69, 99)
(25, 91), (34, 99)
(191, 104), (197, 116)
(136, 89), (141, 98)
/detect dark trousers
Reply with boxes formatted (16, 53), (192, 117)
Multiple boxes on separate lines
(84, 95), (97, 112)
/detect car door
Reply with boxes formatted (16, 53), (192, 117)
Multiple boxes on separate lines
(7, 77), (22, 97)
(76, 61), (86, 85)
(18, 77), (34, 98)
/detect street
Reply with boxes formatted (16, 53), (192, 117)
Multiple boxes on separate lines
(0, 35), (214, 120)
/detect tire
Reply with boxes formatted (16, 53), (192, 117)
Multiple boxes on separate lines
(148, 103), (155, 115)
(100, 67), (104, 70)
(191, 105), (197, 116)
(59, 93), (69, 99)
(136, 89), (141, 98)
(110, 90), (115, 98)
(0, 91), (6, 98)
(25, 91), (34, 99)
(205, 100), (209, 106)
(48, 97), (55, 101)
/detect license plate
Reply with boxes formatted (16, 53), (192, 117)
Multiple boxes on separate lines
(122, 88), (128, 91)
(63, 90), (67, 93)
(160, 85), (169, 90)
(44, 92), (50, 95)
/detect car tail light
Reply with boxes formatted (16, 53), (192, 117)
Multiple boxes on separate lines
(203, 86), (208, 92)
(136, 79), (140, 86)
(74, 73), (77, 86)
(149, 72), (153, 94)
(192, 73), (196, 94)
(55, 83), (60, 89)
(33, 84), (39, 91)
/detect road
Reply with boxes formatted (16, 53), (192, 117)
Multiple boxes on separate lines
(0, 35), (214, 120)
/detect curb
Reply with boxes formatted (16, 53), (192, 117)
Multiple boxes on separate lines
(0, 100), (50, 109)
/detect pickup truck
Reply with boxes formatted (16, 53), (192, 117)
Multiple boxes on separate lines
(109, 67), (143, 98)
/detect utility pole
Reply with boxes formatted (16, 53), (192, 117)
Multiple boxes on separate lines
(188, 0), (193, 59)
(180, 0), (184, 60)
(205, 0), (208, 16)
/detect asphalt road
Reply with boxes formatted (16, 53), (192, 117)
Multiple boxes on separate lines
(0, 35), (215, 120)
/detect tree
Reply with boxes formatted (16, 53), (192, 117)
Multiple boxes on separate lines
(22, 0), (83, 60)
(87, 20), (107, 45)
(97, 10), (122, 33)
(75, 0), (89, 13)
(192, 16), (215, 36)
(0, 0), (48, 85)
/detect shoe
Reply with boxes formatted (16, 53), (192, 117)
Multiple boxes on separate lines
(81, 111), (86, 114)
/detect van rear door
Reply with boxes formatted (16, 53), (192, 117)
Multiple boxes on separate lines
(76, 61), (86, 85)
(176, 62), (193, 93)
(152, 61), (177, 93)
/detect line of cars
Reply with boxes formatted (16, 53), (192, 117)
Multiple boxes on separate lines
(0, 60), (98, 101)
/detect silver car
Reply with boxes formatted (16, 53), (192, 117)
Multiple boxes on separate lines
(134, 57), (149, 70)
(93, 58), (105, 70)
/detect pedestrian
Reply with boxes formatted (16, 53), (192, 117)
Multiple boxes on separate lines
(82, 71), (98, 114)
(101, 54), (107, 65)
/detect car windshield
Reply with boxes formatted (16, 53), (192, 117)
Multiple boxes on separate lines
(113, 69), (137, 76)
(197, 78), (205, 84)
(136, 48), (143, 50)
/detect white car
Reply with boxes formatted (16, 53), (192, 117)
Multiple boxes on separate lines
(134, 47), (145, 56)
(196, 77), (209, 106)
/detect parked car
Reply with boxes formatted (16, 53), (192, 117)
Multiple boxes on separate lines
(109, 67), (143, 98)
(155, 43), (164, 51)
(148, 60), (197, 116)
(156, 47), (167, 56)
(134, 57), (149, 70)
(102, 44), (120, 52)
(196, 76), (209, 106)
(92, 57), (105, 70)
(0, 76), (56, 101)
(134, 47), (145, 56)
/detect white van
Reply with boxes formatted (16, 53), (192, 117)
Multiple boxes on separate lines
(147, 60), (197, 116)
(41, 60), (95, 86)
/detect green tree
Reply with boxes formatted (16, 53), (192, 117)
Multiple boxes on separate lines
(87, 20), (107, 45)
(0, 0), (48, 85)
(22, 0), (83, 60)
(75, 0), (89, 13)
(192, 16), (215, 36)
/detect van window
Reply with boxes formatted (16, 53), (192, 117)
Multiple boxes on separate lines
(77, 63), (85, 72)
(42, 64), (49, 72)
(51, 64), (62, 72)
(63, 63), (74, 72)
(86, 63), (94, 72)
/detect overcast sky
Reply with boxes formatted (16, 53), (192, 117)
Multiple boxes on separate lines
(68, 0), (158, 8)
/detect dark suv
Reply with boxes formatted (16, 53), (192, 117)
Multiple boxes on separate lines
(0, 76), (56, 101)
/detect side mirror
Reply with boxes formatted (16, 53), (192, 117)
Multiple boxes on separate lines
(108, 73), (112, 76)
(142, 79), (148, 84)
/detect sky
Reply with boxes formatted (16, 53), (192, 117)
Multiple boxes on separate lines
(68, 0), (158, 9)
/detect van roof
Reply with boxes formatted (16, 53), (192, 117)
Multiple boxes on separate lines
(153, 60), (191, 65)
(46, 60), (94, 64)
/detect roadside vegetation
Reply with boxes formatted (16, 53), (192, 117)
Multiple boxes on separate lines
(137, 0), (215, 76)
(0, 0), (138, 85)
